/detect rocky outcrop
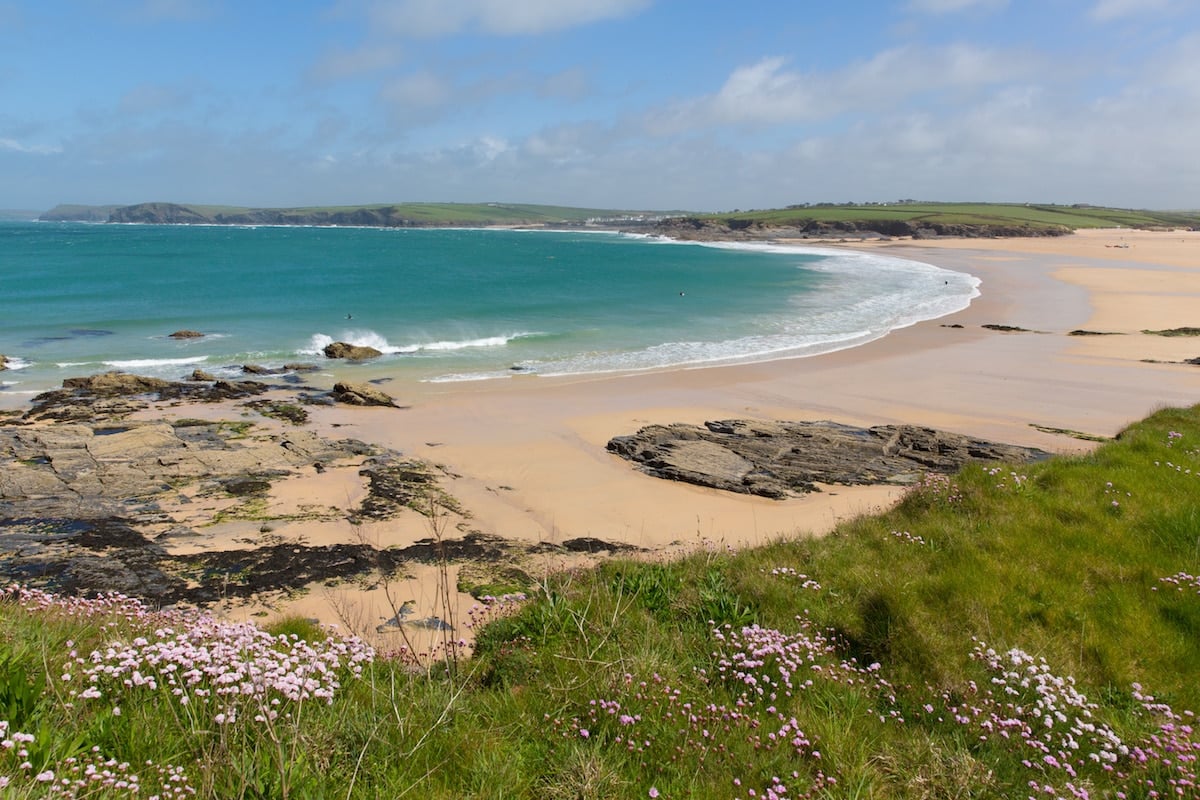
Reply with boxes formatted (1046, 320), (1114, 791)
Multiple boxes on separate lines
(331, 381), (398, 407)
(22, 372), (272, 422)
(323, 342), (383, 360)
(0, 354), (7, 371)
(168, 329), (204, 339)
(607, 419), (1049, 499)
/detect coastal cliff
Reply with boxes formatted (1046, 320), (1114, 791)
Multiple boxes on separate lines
(653, 215), (1072, 241)
(36, 200), (1200, 237)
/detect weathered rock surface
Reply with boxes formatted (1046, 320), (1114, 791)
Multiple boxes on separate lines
(169, 330), (204, 339)
(0, 409), (441, 604)
(0, 354), (7, 371)
(21, 372), (274, 422)
(607, 419), (1049, 499)
(331, 381), (398, 407)
(323, 342), (383, 360)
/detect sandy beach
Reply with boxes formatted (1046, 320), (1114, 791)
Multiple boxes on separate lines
(8, 228), (1199, 647)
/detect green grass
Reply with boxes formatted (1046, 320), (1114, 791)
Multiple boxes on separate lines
(692, 201), (1200, 233)
(3, 405), (1200, 797)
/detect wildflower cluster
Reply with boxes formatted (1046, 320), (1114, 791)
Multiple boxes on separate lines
(764, 567), (822, 590)
(986, 466), (1029, 491)
(1155, 572), (1200, 595)
(916, 641), (1199, 798)
(68, 613), (373, 728)
(1, 724), (194, 796)
(1167, 431), (1184, 447)
(1127, 684), (1200, 798)
(1, 727), (195, 799)
(1103, 481), (1129, 511)
(889, 529), (928, 546)
(1153, 457), (1196, 476)
(905, 473), (963, 506)
(1, 584), (178, 625)
(713, 619), (895, 712)
(967, 643), (1127, 770)
(552, 671), (837, 800)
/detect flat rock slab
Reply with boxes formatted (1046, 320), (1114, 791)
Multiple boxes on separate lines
(607, 419), (1050, 499)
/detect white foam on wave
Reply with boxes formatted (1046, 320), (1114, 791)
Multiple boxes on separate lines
(103, 356), (210, 369)
(301, 330), (539, 357)
(427, 240), (980, 383)
(1, 356), (31, 370)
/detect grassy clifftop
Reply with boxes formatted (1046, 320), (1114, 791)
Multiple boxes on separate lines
(2, 404), (1198, 797)
(664, 202), (1200, 238)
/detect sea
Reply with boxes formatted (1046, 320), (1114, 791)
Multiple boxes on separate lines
(0, 221), (980, 401)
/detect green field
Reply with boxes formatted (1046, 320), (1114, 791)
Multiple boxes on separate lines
(3, 405), (1199, 798)
(689, 202), (1200, 234)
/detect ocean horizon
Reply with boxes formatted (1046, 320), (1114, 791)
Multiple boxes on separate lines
(0, 221), (979, 401)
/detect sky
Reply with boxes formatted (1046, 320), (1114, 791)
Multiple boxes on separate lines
(1, 0), (1198, 212)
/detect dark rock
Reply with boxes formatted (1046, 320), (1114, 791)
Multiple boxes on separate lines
(0, 354), (7, 371)
(241, 364), (277, 375)
(1068, 329), (1122, 336)
(982, 324), (1032, 333)
(61, 372), (172, 395)
(561, 537), (642, 554)
(189, 369), (217, 381)
(323, 342), (383, 360)
(221, 476), (274, 496)
(1143, 327), (1200, 337)
(169, 330), (204, 339)
(607, 419), (1049, 499)
(353, 459), (439, 519)
(283, 363), (320, 372)
(331, 381), (398, 407)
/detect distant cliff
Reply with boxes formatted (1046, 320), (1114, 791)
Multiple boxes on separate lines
(40, 204), (123, 222)
(39, 201), (640, 229)
(107, 202), (444, 227)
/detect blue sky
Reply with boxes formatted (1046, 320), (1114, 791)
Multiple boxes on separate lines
(1, 0), (1198, 211)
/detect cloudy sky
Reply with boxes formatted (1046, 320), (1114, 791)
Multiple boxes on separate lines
(1, 0), (1197, 212)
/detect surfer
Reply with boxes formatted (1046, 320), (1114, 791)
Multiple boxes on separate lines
(346, 313), (353, 320)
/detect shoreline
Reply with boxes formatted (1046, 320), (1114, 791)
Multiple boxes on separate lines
(3, 228), (1199, 643)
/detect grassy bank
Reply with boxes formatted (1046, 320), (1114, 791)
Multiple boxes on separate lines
(2, 405), (1199, 798)
(688, 202), (1200, 235)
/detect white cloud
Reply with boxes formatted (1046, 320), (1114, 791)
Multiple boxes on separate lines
(118, 83), (194, 115)
(537, 67), (591, 101)
(649, 44), (1039, 132)
(311, 44), (403, 82)
(381, 71), (451, 110)
(364, 0), (652, 37)
(908, 0), (1007, 12)
(0, 137), (61, 155)
(1089, 0), (1174, 22)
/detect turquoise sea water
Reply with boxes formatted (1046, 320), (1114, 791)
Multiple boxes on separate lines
(0, 222), (979, 399)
